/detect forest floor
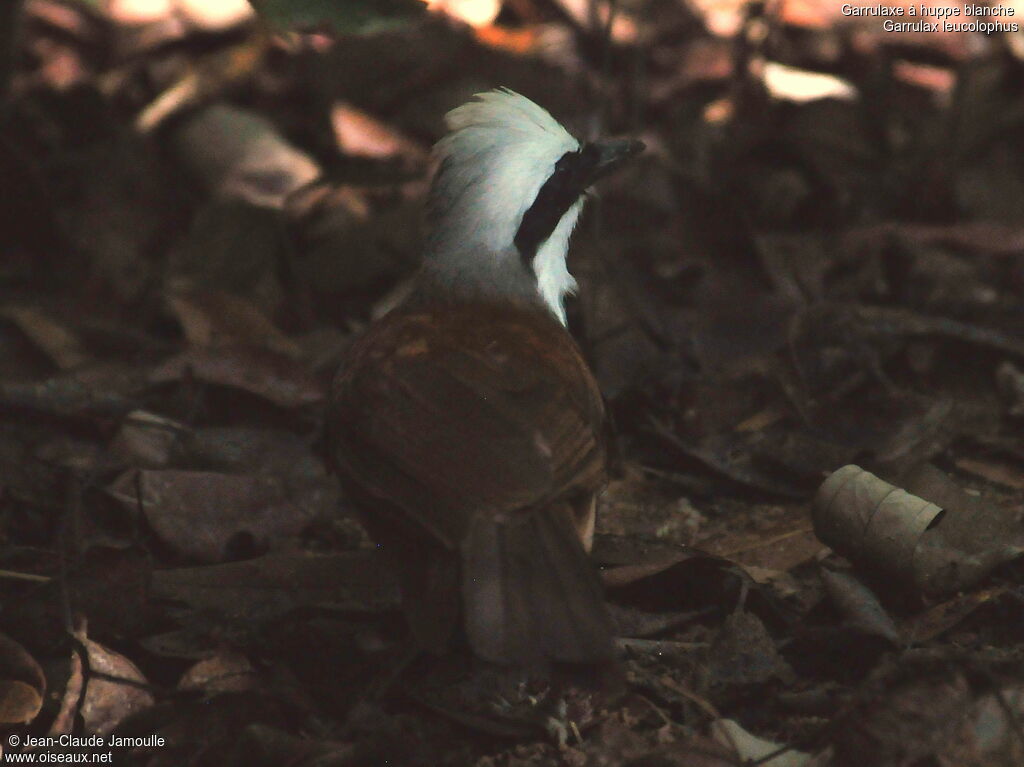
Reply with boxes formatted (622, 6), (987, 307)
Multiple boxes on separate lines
(1, 0), (1023, 764)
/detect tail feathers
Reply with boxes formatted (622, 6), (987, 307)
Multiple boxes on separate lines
(461, 504), (614, 665)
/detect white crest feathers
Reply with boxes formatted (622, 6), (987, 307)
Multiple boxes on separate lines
(421, 89), (584, 324)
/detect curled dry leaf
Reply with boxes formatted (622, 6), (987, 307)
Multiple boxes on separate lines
(0, 631), (46, 724)
(50, 630), (154, 736)
(108, 469), (329, 562)
(813, 465), (1024, 597)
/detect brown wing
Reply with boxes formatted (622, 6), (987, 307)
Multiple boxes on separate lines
(327, 301), (606, 549)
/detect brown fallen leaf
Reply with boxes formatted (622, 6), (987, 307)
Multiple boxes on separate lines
(111, 410), (188, 468)
(0, 631), (46, 724)
(149, 347), (325, 408)
(601, 549), (784, 624)
(965, 685), (1024, 765)
(820, 568), (900, 644)
(831, 670), (973, 767)
(996, 361), (1024, 416)
(150, 551), (399, 621)
(227, 724), (357, 767)
(699, 504), (824, 574)
(165, 286), (301, 358)
(169, 101), (319, 206)
(107, 469), (330, 562)
(0, 305), (91, 370)
(50, 626), (154, 736)
(178, 652), (259, 695)
(901, 586), (1009, 644)
(704, 611), (795, 690)
(955, 456), (1024, 491)
(813, 465), (1023, 597)
(104, 690), (308, 767)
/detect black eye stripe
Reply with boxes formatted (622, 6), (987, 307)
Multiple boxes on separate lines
(515, 149), (585, 272)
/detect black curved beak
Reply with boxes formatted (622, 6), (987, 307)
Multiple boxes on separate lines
(515, 137), (645, 263)
(579, 138), (645, 187)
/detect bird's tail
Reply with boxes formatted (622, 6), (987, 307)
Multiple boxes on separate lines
(460, 504), (614, 666)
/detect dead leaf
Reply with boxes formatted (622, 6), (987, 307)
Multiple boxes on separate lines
(151, 551), (399, 621)
(966, 685), (1024, 765)
(700, 504), (824, 573)
(149, 347), (325, 408)
(178, 652), (259, 694)
(0, 631), (46, 724)
(0, 305), (91, 370)
(171, 102), (320, 207)
(902, 464), (1024, 597)
(711, 718), (813, 766)
(172, 426), (326, 477)
(137, 35), (270, 132)
(820, 568), (900, 644)
(901, 586), (1009, 643)
(813, 465), (1023, 596)
(602, 550), (783, 626)
(166, 286), (301, 357)
(831, 671), (973, 767)
(170, 200), (288, 312)
(956, 457), (1024, 491)
(228, 724), (357, 766)
(107, 470), (331, 562)
(331, 102), (427, 165)
(996, 361), (1024, 417)
(102, 690), (307, 766)
(704, 611), (795, 690)
(111, 410), (189, 468)
(50, 627), (154, 736)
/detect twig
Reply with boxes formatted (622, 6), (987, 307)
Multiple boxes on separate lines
(617, 637), (706, 654)
(0, 568), (52, 583)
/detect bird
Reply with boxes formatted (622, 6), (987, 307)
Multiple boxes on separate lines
(326, 88), (643, 667)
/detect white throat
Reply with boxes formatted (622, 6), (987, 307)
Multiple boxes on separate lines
(420, 89), (585, 325)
